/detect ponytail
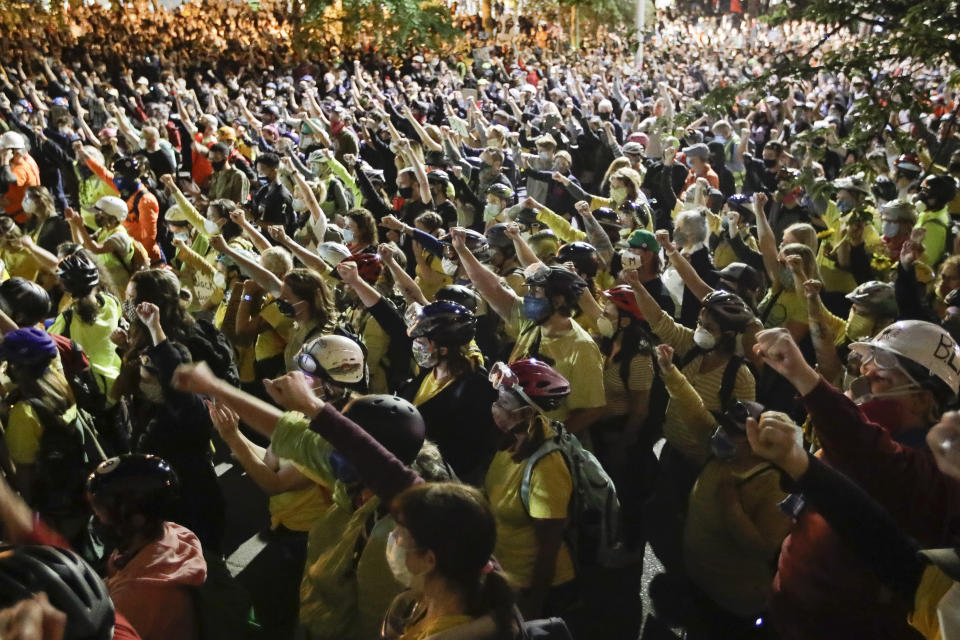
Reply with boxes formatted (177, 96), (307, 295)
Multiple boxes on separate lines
(471, 570), (517, 639)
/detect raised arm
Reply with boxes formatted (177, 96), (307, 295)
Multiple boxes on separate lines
(267, 225), (329, 275)
(210, 235), (283, 296)
(450, 227), (519, 320)
(754, 192), (779, 284)
(656, 230), (714, 301)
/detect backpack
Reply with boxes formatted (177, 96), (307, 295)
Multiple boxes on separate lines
(188, 319), (240, 387)
(520, 422), (638, 570)
(675, 347), (745, 413)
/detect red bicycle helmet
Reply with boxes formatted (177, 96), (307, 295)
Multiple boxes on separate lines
(895, 152), (922, 175)
(491, 358), (571, 411)
(602, 285), (644, 321)
(343, 253), (383, 284)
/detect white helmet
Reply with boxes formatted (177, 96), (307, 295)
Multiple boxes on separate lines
(0, 131), (26, 151)
(850, 320), (960, 397)
(317, 241), (351, 268)
(295, 334), (366, 386)
(94, 196), (128, 223)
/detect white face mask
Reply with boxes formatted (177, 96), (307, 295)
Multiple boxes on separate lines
(204, 218), (221, 236)
(213, 271), (226, 288)
(483, 202), (501, 221)
(441, 257), (459, 276)
(385, 530), (426, 591)
(596, 315), (615, 338)
(693, 326), (718, 350)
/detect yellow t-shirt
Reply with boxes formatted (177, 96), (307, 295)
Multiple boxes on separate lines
(909, 565), (955, 640)
(412, 370), (454, 406)
(759, 287), (808, 330)
(0, 247), (40, 281)
(603, 352), (655, 417)
(7, 402), (78, 465)
(267, 461), (332, 532)
(401, 614), (475, 640)
(484, 422), (575, 589)
(505, 300), (606, 422)
(256, 297), (293, 362)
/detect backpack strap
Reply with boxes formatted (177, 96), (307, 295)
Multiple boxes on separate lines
(519, 436), (565, 516)
(676, 345), (705, 370)
(718, 355), (744, 413)
(523, 325), (556, 366)
(61, 308), (73, 340)
(734, 462), (778, 488)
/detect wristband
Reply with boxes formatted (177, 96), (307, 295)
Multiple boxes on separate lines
(241, 294), (253, 302)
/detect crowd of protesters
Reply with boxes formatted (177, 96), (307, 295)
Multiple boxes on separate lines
(0, 1), (959, 639)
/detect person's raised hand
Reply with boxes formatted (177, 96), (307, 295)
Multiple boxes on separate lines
(801, 278), (822, 300)
(380, 214), (405, 232)
(621, 266), (643, 289)
(109, 326), (127, 348)
(160, 173), (176, 190)
(551, 171), (570, 185)
(655, 229), (675, 255)
(753, 328), (819, 393)
(0, 592), (67, 640)
(754, 192), (768, 212)
(655, 343), (674, 371)
(207, 398), (241, 442)
(228, 209), (246, 226)
(449, 227), (468, 252)
(63, 207), (80, 224)
(336, 259), (362, 286)
(242, 279), (263, 296)
(785, 253), (807, 280)
(262, 370), (324, 417)
(504, 222), (521, 240)
(172, 361), (219, 395)
(378, 242), (398, 262)
(208, 234), (228, 252)
(574, 200), (590, 216)
(267, 225), (288, 244)
(900, 227), (926, 267)
(172, 235), (187, 250)
(745, 411), (808, 479)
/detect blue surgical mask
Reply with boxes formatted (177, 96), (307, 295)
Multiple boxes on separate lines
(523, 294), (552, 323)
(836, 199), (853, 214)
(709, 426), (738, 459)
(328, 451), (360, 484)
(113, 176), (137, 195)
(341, 228), (355, 243)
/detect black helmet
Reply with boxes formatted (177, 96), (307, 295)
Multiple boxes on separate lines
(556, 241), (599, 278)
(425, 150), (448, 168)
(0, 277), (51, 326)
(427, 169), (450, 184)
(920, 174), (958, 211)
(617, 200), (650, 228)
(485, 223), (514, 250)
(86, 455), (179, 521)
(110, 156), (141, 179)
(440, 230), (492, 262)
(701, 290), (754, 333)
(0, 545), (114, 640)
(58, 252), (100, 297)
(592, 207), (621, 230)
(407, 301), (476, 346)
(343, 395), (425, 465)
(486, 183), (514, 202)
(436, 285), (481, 314)
(525, 265), (588, 306)
(726, 193), (755, 222)
(516, 207), (539, 227)
(872, 175), (898, 202)
(718, 262), (761, 292)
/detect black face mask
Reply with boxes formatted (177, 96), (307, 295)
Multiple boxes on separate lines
(275, 299), (296, 318)
(762, 157), (778, 169)
(211, 160), (226, 172)
(397, 186), (413, 199)
(599, 112), (612, 121)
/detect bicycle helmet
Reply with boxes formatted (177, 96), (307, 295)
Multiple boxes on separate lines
(919, 174), (958, 211)
(58, 252), (100, 298)
(440, 230), (493, 262)
(486, 183), (515, 202)
(701, 290), (754, 333)
(435, 285), (481, 314)
(526, 229), (559, 262)
(317, 241), (352, 268)
(407, 301), (476, 346)
(718, 262), (761, 292)
(525, 265), (588, 306)
(834, 175), (870, 196)
(0, 545), (114, 640)
(556, 241), (599, 279)
(485, 223), (514, 250)
(602, 285), (644, 321)
(342, 253), (382, 284)
(110, 156), (141, 179)
(342, 395), (425, 465)
(516, 207), (540, 228)
(86, 454), (179, 522)
(0, 277), (51, 326)
(427, 169), (450, 185)
(0, 327), (58, 372)
(872, 175), (897, 202)
(846, 280), (897, 317)
(895, 152), (922, 177)
(880, 199), (917, 221)
(296, 334), (367, 386)
(501, 358), (570, 411)
(93, 196), (128, 223)
(592, 207), (621, 230)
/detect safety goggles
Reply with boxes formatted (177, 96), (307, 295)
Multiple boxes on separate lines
(441, 244), (457, 260)
(296, 352), (320, 375)
(849, 344), (920, 385)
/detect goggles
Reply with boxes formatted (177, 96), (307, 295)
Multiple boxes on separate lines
(441, 244), (458, 260)
(488, 361), (545, 416)
(849, 345), (920, 385)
